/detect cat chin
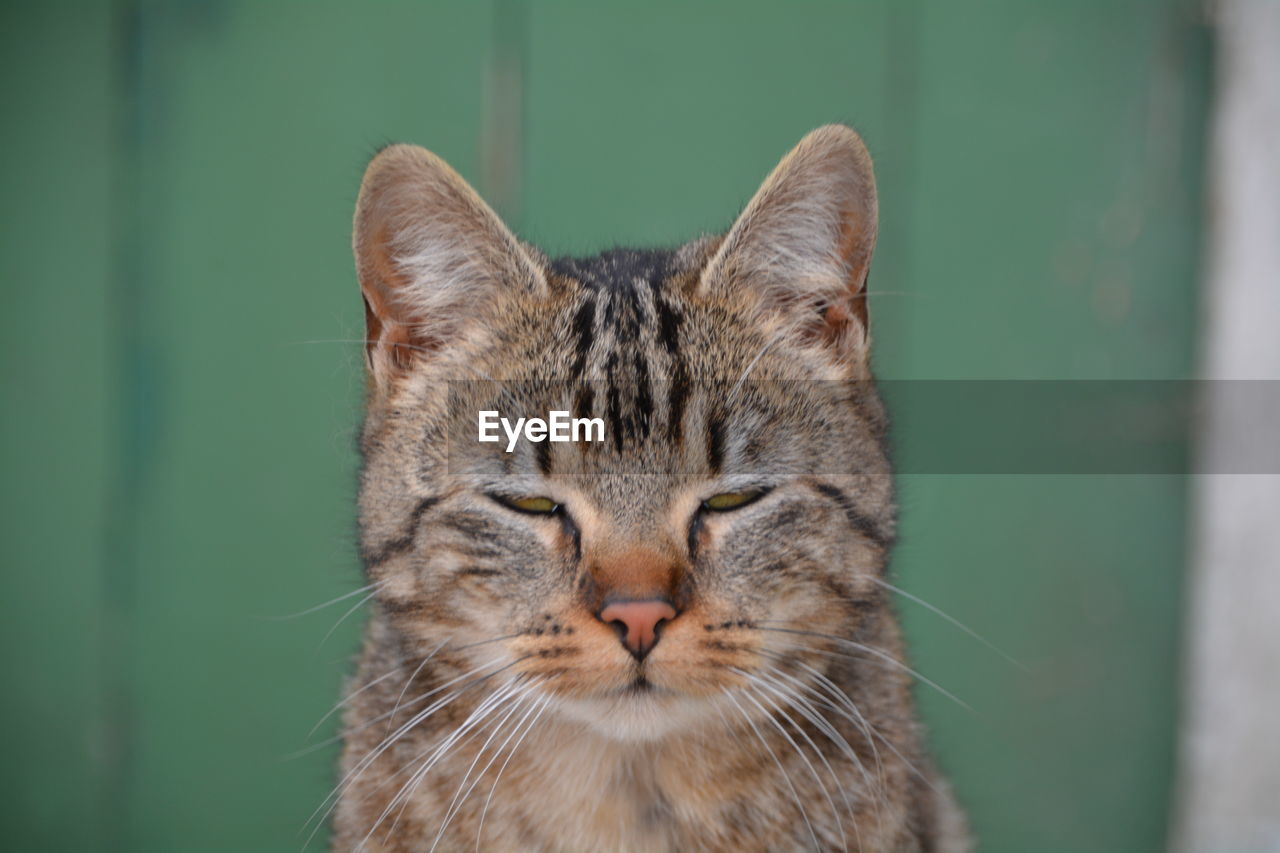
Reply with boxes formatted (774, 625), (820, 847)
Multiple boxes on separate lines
(550, 691), (713, 743)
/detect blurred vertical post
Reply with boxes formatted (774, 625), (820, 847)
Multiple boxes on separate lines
(1175, 1), (1280, 851)
(482, 0), (527, 226)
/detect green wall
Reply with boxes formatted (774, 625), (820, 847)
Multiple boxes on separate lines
(1, 2), (1208, 850)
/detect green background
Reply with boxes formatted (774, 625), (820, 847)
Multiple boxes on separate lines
(1, 1), (1209, 850)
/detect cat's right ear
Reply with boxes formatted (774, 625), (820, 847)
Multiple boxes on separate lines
(353, 144), (545, 387)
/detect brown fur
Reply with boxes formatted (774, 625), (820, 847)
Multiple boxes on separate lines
(330, 126), (968, 851)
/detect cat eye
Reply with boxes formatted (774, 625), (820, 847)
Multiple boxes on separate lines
(702, 491), (764, 512)
(494, 494), (560, 515)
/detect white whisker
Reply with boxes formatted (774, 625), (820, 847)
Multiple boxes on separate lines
(284, 337), (439, 355)
(388, 639), (449, 734)
(722, 689), (822, 851)
(318, 589), (381, 649)
(758, 625), (975, 714)
(269, 581), (386, 621)
(791, 658), (941, 797)
(726, 327), (787, 407)
(738, 678), (847, 850)
(305, 665), (402, 743)
(362, 680), (523, 851)
(872, 577), (1028, 671)
(301, 656), (525, 849)
(474, 694), (550, 851)
(755, 656), (887, 835)
(430, 682), (542, 851)
(748, 667), (863, 824)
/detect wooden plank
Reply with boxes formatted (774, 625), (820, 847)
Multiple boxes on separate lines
(0, 2), (1208, 849)
(523, 2), (1208, 851)
(0, 3), (116, 850)
(891, 1), (1209, 850)
(521, 1), (893, 249)
(119, 2), (493, 849)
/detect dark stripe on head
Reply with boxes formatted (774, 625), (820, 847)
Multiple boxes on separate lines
(655, 295), (682, 355)
(535, 437), (553, 476)
(550, 247), (675, 293)
(633, 351), (653, 428)
(613, 283), (642, 343)
(437, 511), (503, 540)
(706, 413), (725, 474)
(655, 295), (688, 442)
(606, 352), (624, 453)
(570, 294), (597, 376)
(809, 482), (891, 549)
(666, 374), (689, 443)
(574, 385), (595, 422)
(361, 496), (441, 570)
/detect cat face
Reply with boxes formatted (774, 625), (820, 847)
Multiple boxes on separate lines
(353, 126), (892, 741)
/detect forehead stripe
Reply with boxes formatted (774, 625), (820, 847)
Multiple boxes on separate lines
(360, 495), (441, 571)
(570, 294), (597, 376)
(706, 414), (725, 475)
(809, 482), (892, 549)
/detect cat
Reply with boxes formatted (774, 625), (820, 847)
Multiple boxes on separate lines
(328, 125), (968, 851)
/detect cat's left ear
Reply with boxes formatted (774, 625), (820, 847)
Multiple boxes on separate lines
(699, 125), (877, 367)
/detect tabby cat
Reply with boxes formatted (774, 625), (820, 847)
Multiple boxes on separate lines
(329, 125), (968, 851)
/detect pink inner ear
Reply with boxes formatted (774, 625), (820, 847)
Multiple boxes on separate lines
(362, 281), (436, 374)
(847, 274), (870, 330)
(698, 127), (877, 355)
(360, 220), (444, 373)
(821, 302), (854, 346)
(791, 301), (858, 354)
(835, 207), (873, 328)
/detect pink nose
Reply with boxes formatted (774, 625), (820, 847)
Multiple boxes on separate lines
(598, 599), (678, 660)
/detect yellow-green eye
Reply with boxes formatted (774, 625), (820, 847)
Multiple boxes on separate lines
(506, 495), (559, 514)
(703, 491), (759, 512)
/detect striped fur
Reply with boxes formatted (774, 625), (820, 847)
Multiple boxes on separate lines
(331, 126), (968, 852)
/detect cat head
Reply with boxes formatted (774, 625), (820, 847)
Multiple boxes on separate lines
(352, 126), (894, 741)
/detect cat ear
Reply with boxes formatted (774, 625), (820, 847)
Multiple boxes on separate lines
(699, 124), (877, 365)
(353, 144), (545, 384)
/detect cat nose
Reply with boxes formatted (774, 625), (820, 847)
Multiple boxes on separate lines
(598, 598), (678, 660)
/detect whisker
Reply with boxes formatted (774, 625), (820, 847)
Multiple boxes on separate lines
(721, 690), (822, 852)
(284, 337), (440, 356)
(757, 625), (975, 714)
(789, 657), (942, 797)
(747, 667), (863, 821)
(756, 654), (878, 783)
(758, 649), (891, 791)
(343, 684), (527, 812)
(290, 661), (482, 762)
(353, 681), (521, 852)
(301, 655), (527, 848)
(474, 694), (551, 851)
(388, 639), (450, 734)
(872, 577), (1028, 671)
(855, 289), (923, 299)
(430, 682), (542, 851)
(737, 678), (847, 850)
(755, 655), (887, 834)
(450, 632), (523, 652)
(365, 681), (523, 851)
(318, 588), (381, 650)
(267, 581), (386, 621)
(727, 327), (787, 407)
(304, 665), (403, 743)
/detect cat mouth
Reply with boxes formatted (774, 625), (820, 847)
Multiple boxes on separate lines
(622, 674), (658, 695)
